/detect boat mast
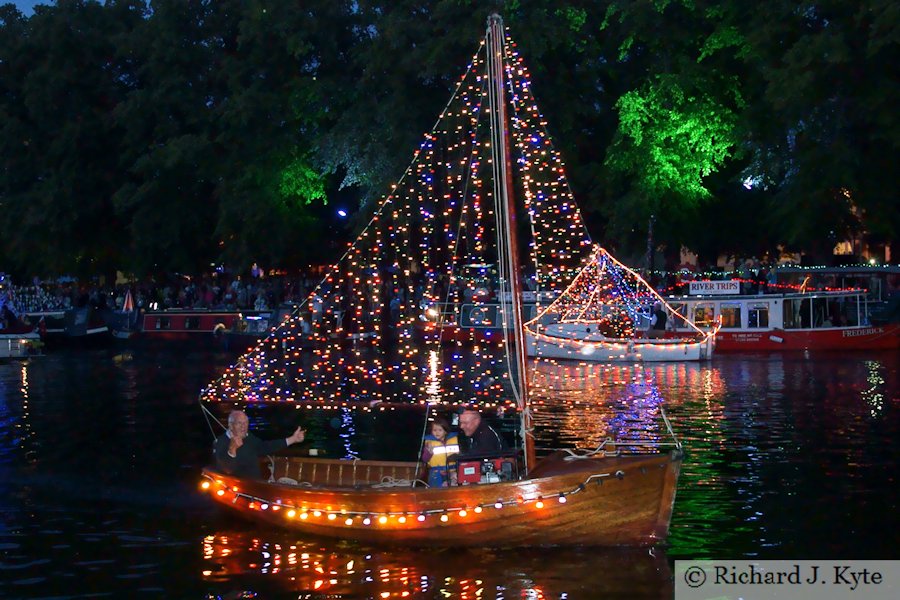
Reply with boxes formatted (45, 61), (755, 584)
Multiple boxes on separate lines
(486, 14), (536, 473)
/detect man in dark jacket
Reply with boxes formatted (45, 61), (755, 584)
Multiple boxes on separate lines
(458, 408), (504, 455)
(214, 410), (305, 478)
(647, 302), (667, 338)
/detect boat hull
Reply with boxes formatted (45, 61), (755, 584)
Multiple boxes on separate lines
(1, 332), (41, 359)
(25, 308), (109, 344)
(201, 450), (681, 547)
(526, 324), (713, 362)
(134, 310), (242, 346)
(699, 324), (900, 351)
(665, 290), (900, 352)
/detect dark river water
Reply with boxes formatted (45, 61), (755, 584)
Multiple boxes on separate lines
(1, 346), (897, 599)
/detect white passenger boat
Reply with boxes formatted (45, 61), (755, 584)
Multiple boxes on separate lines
(525, 248), (715, 362)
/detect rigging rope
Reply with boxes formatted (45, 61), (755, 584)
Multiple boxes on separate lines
(199, 396), (226, 441)
(435, 66), (489, 342)
(371, 476), (428, 488)
(660, 407), (682, 449)
(561, 438), (619, 461)
(488, 18), (524, 413)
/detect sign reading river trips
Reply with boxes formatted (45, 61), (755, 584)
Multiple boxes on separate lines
(688, 280), (741, 295)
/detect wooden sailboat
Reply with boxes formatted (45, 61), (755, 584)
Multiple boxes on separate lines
(200, 15), (682, 547)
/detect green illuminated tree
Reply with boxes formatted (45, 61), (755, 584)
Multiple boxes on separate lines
(606, 74), (741, 204)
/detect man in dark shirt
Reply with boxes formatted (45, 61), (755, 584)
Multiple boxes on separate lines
(647, 302), (668, 338)
(213, 410), (305, 478)
(458, 408), (504, 455)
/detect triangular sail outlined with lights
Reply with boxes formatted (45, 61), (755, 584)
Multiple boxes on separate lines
(198, 15), (684, 549)
(525, 247), (716, 362)
(201, 24), (593, 408)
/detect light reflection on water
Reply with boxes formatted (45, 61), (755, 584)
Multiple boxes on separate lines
(528, 359), (728, 450)
(201, 528), (671, 599)
(526, 353), (899, 561)
(0, 348), (897, 598)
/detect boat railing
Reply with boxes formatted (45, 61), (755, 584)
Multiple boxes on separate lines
(267, 455), (426, 489)
(144, 308), (242, 314)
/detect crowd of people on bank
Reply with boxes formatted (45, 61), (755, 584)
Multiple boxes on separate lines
(3, 260), (896, 327)
(3, 266), (541, 336)
(3, 269), (329, 316)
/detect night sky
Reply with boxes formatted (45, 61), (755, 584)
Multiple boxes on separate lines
(11, 0), (44, 16)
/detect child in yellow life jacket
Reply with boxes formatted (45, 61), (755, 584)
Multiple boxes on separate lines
(421, 417), (459, 487)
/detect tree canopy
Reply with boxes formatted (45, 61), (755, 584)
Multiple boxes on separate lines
(0, 0), (895, 279)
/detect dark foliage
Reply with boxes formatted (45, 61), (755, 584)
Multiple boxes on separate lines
(0, 0), (895, 278)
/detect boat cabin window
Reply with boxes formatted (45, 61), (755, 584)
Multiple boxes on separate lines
(719, 303), (742, 329)
(424, 303), (457, 325)
(692, 303), (716, 328)
(669, 302), (689, 329)
(784, 298), (813, 329)
(811, 297), (831, 328)
(839, 296), (863, 326)
(248, 317), (269, 333)
(811, 296), (865, 328)
(461, 304), (498, 327)
(185, 316), (201, 330)
(785, 296), (851, 329)
(156, 316), (171, 330)
(748, 303), (769, 328)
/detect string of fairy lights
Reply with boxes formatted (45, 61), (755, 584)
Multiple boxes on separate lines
(656, 277), (867, 295)
(502, 33), (594, 290)
(202, 28), (598, 408)
(198, 22), (872, 409)
(199, 467), (628, 527)
(522, 247), (716, 363)
(529, 247), (680, 340)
